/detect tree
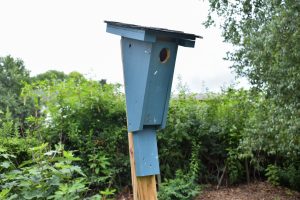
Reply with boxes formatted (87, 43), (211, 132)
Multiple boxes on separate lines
(31, 70), (67, 82)
(206, 0), (300, 108)
(205, 0), (300, 188)
(0, 56), (33, 128)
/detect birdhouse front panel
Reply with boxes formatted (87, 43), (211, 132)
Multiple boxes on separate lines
(143, 41), (178, 129)
(121, 37), (178, 132)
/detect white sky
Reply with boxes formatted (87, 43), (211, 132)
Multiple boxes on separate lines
(0, 0), (248, 93)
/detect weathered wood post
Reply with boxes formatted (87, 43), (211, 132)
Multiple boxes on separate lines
(105, 21), (200, 199)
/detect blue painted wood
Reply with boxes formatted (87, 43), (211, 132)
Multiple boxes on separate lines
(143, 41), (178, 129)
(121, 37), (152, 131)
(133, 129), (160, 176)
(121, 38), (177, 131)
(107, 24), (156, 42)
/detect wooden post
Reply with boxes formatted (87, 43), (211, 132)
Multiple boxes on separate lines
(128, 132), (158, 200)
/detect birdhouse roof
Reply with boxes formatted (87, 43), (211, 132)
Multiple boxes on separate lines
(105, 21), (201, 47)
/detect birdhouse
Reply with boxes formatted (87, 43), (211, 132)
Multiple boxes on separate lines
(105, 21), (200, 176)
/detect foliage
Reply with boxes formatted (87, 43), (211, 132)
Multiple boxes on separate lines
(278, 164), (300, 191)
(31, 70), (68, 82)
(0, 143), (114, 199)
(0, 56), (30, 110)
(158, 170), (200, 200)
(238, 93), (300, 183)
(265, 164), (280, 186)
(158, 135), (201, 199)
(0, 109), (41, 167)
(2, 54), (300, 196)
(206, 0), (300, 190)
(22, 75), (129, 192)
(159, 88), (254, 185)
(0, 55), (34, 131)
(205, 0), (300, 106)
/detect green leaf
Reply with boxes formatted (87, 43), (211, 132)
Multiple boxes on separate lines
(100, 188), (116, 196)
(0, 188), (10, 198)
(1, 161), (11, 169)
(63, 151), (81, 161)
(70, 166), (86, 177)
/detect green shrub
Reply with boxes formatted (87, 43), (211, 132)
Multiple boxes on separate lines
(22, 77), (129, 191)
(158, 170), (200, 200)
(0, 143), (114, 200)
(158, 88), (253, 185)
(265, 164), (280, 186)
(18, 72), (300, 193)
(0, 109), (41, 166)
(278, 164), (300, 191)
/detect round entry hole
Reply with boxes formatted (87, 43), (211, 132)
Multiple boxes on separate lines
(159, 48), (170, 63)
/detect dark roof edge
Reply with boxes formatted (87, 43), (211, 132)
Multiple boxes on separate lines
(105, 20), (203, 39)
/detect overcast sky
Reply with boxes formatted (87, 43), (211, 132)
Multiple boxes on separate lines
(0, 0), (248, 93)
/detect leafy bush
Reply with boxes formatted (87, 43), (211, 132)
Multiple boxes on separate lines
(0, 143), (114, 199)
(265, 164), (280, 186)
(278, 164), (300, 191)
(158, 170), (200, 200)
(0, 109), (41, 166)
(22, 76), (129, 192)
(21, 75), (300, 193)
(2, 62), (299, 196)
(158, 88), (253, 185)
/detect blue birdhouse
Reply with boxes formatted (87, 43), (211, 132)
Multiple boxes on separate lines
(105, 21), (200, 176)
